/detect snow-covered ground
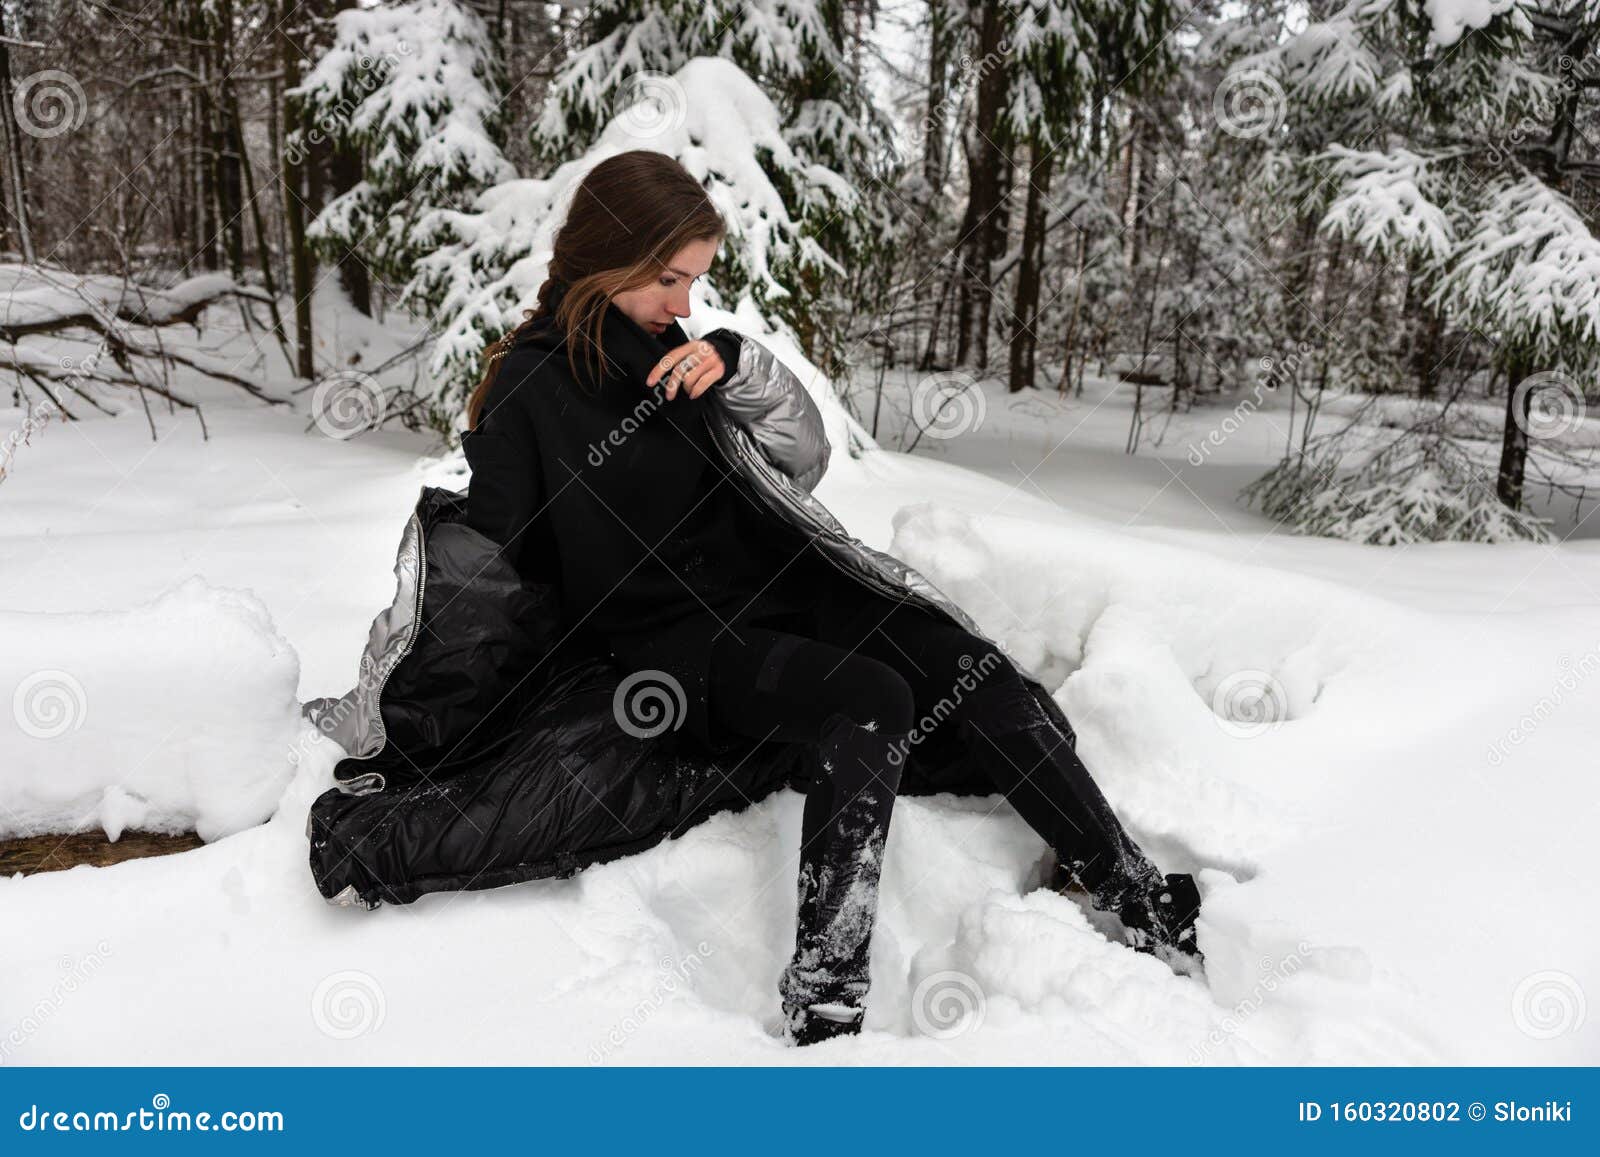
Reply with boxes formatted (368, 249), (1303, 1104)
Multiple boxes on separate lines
(1, 287), (1596, 1065)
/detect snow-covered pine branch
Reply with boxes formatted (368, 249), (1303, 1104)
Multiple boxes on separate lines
(1435, 175), (1600, 363)
(288, 0), (515, 284)
(1316, 146), (1454, 265)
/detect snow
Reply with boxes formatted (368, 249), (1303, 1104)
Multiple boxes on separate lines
(0, 580), (305, 842)
(1423, 0), (1525, 48)
(1318, 147), (1453, 264)
(1, 287), (1597, 1065)
(0, 266), (244, 329)
(1440, 177), (1600, 358)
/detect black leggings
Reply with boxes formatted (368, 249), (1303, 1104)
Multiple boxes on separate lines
(707, 573), (1162, 1019)
(705, 576), (1026, 1016)
(708, 580), (998, 752)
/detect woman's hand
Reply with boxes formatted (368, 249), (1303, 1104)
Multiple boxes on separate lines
(645, 339), (725, 401)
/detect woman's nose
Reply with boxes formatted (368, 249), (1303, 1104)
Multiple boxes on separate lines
(671, 286), (692, 317)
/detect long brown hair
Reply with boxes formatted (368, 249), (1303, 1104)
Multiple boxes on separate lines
(466, 151), (727, 430)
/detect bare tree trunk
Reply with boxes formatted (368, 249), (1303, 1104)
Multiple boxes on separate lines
(922, 0), (957, 194)
(280, 0), (315, 380)
(1008, 138), (1052, 394)
(329, 141), (372, 315)
(953, 0), (1011, 368)
(0, 33), (36, 261)
(1497, 352), (1532, 509)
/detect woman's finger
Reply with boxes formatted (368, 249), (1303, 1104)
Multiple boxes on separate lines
(662, 343), (718, 399)
(682, 354), (723, 399)
(664, 353), (702, 399)
(682, 341), (723, 398)
(647, 341), (701, 388)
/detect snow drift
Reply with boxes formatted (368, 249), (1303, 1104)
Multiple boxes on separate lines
(0, 577), (307, 841)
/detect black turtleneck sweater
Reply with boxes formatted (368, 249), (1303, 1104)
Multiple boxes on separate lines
(462, 290), (823, 749)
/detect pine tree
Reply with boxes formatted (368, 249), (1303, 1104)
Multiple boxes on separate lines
(287, 0), (515, 290)
(1223, 0), (1600, 538)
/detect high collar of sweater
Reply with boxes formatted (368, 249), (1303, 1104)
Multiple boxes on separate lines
(521, 277), (691, 391)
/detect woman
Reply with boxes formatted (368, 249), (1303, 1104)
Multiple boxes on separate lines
(460, 151), (1201, 1047)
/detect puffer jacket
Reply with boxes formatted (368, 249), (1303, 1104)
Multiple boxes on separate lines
(301, 330), (1082, 908)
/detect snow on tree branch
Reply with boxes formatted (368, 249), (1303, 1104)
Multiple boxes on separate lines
(1436, 176), (1600, 360)
(1317, 146), (1454, 265)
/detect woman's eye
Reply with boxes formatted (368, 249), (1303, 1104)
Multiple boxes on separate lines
(660, 277), (677, 287)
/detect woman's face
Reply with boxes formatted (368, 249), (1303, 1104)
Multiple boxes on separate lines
(610, 236), (720, 337)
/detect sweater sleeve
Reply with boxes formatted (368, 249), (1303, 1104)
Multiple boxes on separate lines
(702, 327), (832, 493)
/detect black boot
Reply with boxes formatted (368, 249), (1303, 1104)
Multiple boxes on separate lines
(778, 711), (908, 1045)
(782, 999), (865, 1047)
(1116, 872), (1204, 968)
(1049, 854), (1203, 969)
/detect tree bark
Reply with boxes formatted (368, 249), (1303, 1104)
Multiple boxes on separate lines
(1008, 138), (1053, 394)
(953, 0), (1011, 369)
